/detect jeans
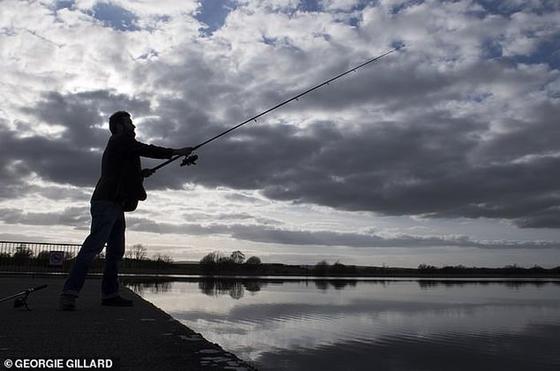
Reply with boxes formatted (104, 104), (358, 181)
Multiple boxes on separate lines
(62, 201), (125, 299)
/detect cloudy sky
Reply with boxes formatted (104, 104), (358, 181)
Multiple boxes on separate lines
(1, 0), (560, 267)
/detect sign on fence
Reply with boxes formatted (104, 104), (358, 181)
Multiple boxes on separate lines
(49, 251), (65, 266)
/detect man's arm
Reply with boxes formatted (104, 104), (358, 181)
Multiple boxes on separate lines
(129, 139), (192, 159)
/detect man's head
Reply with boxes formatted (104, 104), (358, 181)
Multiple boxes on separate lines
(109, 111), (135, 136)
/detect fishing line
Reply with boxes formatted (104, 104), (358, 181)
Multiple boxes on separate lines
(147, 44), (405, 175)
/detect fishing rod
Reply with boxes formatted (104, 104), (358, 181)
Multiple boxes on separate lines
(145, 44), (405, 176)
(0, 284), (48, 311)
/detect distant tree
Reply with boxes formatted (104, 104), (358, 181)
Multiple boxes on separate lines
(153, 253), (174, 264)
(440, 265), (454, 273)
(245, 256), (262, 265)
(503, 264), (524, 274)
(37, 251), (51, 261)
(130, 244), (148, 260)
(200, 251), (223, 274)
(13, 244), (33, 264)
(230, 250), (245, 264)
(345, 265), (357, 274)
(0, 252), (9, 266)
(200, 251), (221, 265)
(124, 249), (134, 259)
(218, 256), (234, 267)
(313, 260), (330, 276)
(529, 265), (545, 273)
(418, 264), (437, 272)
(331, 261), (346, 275)
(330, 261), (356, 275)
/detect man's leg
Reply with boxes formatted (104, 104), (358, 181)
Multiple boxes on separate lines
(62, 201), (121, 297)
(101, 209), (125, 299)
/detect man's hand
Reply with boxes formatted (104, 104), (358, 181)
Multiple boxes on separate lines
(141, 168), (155, 178)
(174, 147), (193, 156)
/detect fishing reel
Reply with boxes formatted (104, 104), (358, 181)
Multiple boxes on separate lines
(1, 284), (47, 311)
(180, 154), (198, 167)
(14, 296), (30, 311)
(141, 153), (198, 178)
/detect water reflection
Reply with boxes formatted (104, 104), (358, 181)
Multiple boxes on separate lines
(198, 278), (268, 299)
(416, 279), (553, 289)
(127, 278), (560, 371)
(124, 278), (173, 295)
(314, 279), (357, 291)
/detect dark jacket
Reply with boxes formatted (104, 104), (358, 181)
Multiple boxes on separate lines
(91, 134), (174, 208)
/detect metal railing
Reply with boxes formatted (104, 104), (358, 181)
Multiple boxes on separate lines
(0, 241), (175, 274)
(1, 240), (88, 273)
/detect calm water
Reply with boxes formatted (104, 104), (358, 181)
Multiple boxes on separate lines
(127, 278), (560, 370)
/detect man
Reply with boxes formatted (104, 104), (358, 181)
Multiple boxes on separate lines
(59, 111), (192, 310)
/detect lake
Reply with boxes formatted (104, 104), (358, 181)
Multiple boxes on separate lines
(127, 278), (560, 370)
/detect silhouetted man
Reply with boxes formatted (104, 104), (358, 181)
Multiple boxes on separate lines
(59, 111), (192, 310)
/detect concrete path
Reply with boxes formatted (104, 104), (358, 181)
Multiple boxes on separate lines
(0, 275), (255, 370)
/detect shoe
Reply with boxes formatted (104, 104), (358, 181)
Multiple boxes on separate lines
(101, 296), (133, 307)
(59, 294), (76, 311)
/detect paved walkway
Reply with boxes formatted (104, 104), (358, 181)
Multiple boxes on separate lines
(0, 275), (255, 370)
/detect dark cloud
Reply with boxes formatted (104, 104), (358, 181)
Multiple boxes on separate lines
(0, 232), (43, 241)
(0, 207), (89, 228)
(0, 160), (30, 201)
(512, 209), (560, 229)
(22, 90), (151, 148)
(25, 185), (90, 202)
(0, 125), (99, 188)
(181, 211), (281, 225)
(115, 217), (560, 249)
(0, 90), (152, 193)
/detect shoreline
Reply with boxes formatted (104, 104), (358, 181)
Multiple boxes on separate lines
(2, 271), (559, 280)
